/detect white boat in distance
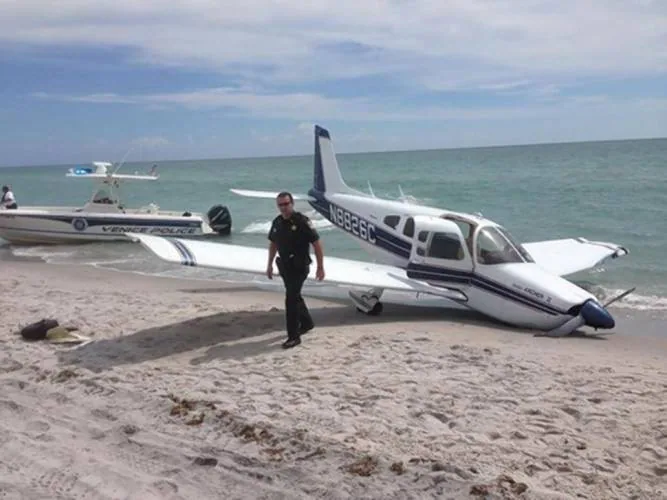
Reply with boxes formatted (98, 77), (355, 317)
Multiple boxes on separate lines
(0, 162), (232, 245)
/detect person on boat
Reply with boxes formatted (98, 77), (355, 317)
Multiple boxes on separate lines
(1, 185), (17, 209)
(266, 191), (325, 349)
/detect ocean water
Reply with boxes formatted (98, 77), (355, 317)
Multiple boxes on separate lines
(1, 137), (666, 314)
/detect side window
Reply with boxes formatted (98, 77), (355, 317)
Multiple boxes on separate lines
(384, 215), (400, 229)
(403, 217), (415, 238)
(427, 232), (463, 260)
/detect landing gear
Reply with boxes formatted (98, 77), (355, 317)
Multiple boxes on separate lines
(349, 288), (384, 316)
(356, 302), (384, 316)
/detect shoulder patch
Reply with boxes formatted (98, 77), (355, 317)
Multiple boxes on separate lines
(298, 212), (313, 226)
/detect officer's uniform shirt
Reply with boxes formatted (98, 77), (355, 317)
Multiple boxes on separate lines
(268, 212), (319, 269)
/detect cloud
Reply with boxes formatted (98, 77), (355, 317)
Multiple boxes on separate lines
(31, 87), (667, 125)
(246, 123), (384, 154)
(3, 0), (666, 167)
(130, 136), (169, 148)
(28, 87), (527, 121)
(2, 0), (666, 92)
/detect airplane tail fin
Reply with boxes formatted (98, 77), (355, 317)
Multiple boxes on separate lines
(312, 125), (359, 196)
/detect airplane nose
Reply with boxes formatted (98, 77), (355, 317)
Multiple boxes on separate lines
(580, 300), (615, 329)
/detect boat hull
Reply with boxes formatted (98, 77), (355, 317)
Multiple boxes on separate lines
(0, 209), (213, 245)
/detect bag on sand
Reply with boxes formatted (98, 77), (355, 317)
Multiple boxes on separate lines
(20, 318), (59, 341)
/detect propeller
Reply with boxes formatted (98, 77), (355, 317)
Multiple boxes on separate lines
(538, 287), (635, 338)
(398, 185), (419, 204)
(603, 287), (635, 307)
(367, 180), (376, 197)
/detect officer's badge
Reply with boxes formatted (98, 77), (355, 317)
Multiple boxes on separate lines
(291, 225), (297, 231)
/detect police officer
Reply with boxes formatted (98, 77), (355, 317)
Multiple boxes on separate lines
(266, 191), (325, 349)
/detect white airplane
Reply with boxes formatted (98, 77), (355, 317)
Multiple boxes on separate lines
(127, 125), (633, 337)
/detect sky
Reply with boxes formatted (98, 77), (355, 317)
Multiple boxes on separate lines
(1, 0), (666, 166)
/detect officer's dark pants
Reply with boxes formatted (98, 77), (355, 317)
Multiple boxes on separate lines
(279, 263), (314, 340)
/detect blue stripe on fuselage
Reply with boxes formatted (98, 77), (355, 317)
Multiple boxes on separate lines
(308, 192), (411, 259)
(407, 262), (562, 316)
(307, 189), (566, 317)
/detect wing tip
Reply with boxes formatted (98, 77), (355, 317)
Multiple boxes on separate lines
(125, 232), (143, 243)
(576, 238), (630, 258)
(125, 232), (164, 243)
(125, 232), (197, 267)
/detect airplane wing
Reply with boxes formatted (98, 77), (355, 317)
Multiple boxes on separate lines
(522, 238), (629, 277)
(230, 189), (315, 202)
(126, 233), (468, 302)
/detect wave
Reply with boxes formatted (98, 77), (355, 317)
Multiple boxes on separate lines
(11, 246), (78, 262)
(590, 286), (667, 311)
(575, 279), (667, 311)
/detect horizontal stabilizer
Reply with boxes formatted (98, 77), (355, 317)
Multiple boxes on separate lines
(65, 173), (159, 181)
(522, 238), (629, 277)
(230, 188), (315, 201)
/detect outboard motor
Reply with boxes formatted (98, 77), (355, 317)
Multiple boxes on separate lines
(207, 204), (232, 235)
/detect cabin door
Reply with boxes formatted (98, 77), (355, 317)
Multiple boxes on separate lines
(407, 216), (474, 283)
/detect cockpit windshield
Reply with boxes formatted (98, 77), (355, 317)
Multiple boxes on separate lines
(475, 226), (532, 265)
(495, 226), (534, 263)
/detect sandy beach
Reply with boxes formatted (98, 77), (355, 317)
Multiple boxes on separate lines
(1, 259), (666, 500)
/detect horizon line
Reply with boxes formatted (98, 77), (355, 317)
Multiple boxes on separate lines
(2, 134), (666, 169)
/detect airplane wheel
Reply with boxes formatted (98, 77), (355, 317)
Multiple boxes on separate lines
(368, 302), (383, 316)
(355, 302), (383, 315)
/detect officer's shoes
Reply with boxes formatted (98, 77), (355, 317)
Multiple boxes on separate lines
(299, 324), (314, 335)
(282, 337), (301, 349)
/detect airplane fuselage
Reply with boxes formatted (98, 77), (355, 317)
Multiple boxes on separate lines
(216, 124), (623, 336)
(307, 188), (598, 330)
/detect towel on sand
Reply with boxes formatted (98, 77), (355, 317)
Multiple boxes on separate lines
(19, 319), (90, 344)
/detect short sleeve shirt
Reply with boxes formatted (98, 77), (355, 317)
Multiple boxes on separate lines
(1, 190), (15, 205)
(268, 212), (319, 266)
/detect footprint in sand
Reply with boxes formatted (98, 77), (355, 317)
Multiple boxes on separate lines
(90, 408), (118, 422)
(560, 405), (582, 419)
(0, 359), (23, 373)
(653, 464), (667, 477)
(152, 479), (179, 493)
(79, 379), (116, 397)
(90, 429), (107, 441)
(24, 421), (51, 433)
(642, 445), (667, 460)
(35, 433), (56, 442)
(511, 430), (528, 440)
(0, 399), (20, 412)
